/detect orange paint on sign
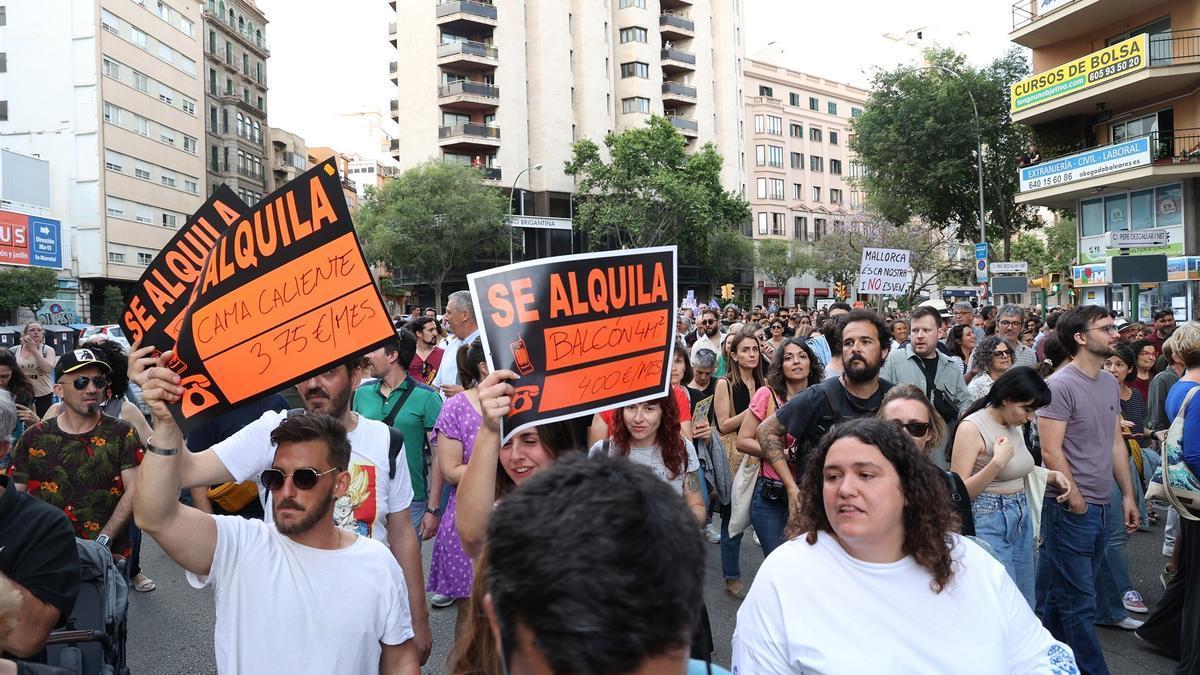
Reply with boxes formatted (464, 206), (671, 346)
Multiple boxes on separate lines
(537, 352), (664, 413)
(542, 309), (669, 371)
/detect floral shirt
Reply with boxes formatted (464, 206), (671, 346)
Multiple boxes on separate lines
(9, 415), (143, 540)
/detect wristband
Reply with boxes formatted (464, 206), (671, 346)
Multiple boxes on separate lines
(96, 534), (112, 549)
(427, 506), (443, 517)
(147, 444), (179, 457)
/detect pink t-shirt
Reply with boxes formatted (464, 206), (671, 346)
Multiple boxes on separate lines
(749, 387), (794, 480)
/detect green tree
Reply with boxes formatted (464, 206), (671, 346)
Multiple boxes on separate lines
(564, 116), (751, 263)
(99, 285), (125, 324)
(850, 47), (1036, 259)
(705, 226), (757, 285)
(356, 161), (509, 311)
(0, 266), (58, 322)
(1008, 232), (1048, 273)
(755, 239), (808, 296)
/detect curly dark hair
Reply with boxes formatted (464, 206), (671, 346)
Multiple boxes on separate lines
(785, 417), (959, 593)
(611, 393), (686, 479)
(968, 335), (1014, 379)
(82, 338), (131, 398)
(765, 337), (823, 401)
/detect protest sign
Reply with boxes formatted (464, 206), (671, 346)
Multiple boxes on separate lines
(163, 161), (396, 432)
(468, 246), (677, 443)
(120, 186), (247, 352)
(857, 247), (911, 297)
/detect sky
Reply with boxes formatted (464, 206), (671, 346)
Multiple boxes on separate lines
(257, 0), (1024, 157)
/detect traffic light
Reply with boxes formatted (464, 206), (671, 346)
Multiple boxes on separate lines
(834, 282), (847, 300)
(720, 283), (735, 300)
(1049, 272), (1062, 295)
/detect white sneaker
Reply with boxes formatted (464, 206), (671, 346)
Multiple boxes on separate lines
(1100, 617), (1144, 630)
(704, 522), (720, 544)
(429, 592), (455, 608)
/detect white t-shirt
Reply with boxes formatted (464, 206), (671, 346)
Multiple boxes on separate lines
(213, 410), (413, 541)
(187, 515), (413, 674)
(588, 438), (699, 494)
(431, 328), (479, 392)
(732, 532), (1078, 674)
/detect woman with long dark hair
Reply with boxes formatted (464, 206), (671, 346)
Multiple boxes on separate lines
(0, 348), (35, 449)
(733, 418), (1076, 672)
(946, 323), (976, 375)
(735, 337), (822, 555)
(714, 329), (763, 598)
(1128, 338), (1159, 402)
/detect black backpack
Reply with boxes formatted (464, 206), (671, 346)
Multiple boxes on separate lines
(790, 378), (895, 469)
(288, 408), (405, 481)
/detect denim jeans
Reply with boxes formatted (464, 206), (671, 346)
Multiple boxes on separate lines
(1094, 482), (1133, 625)
(718, 504), (742, 581)
(697, 463), (710, 511)
(1037, 498), (1111, 675)
(972, 491), (1034, 607)
(749, 476), (789, 557)
(409, 499), (427, 533)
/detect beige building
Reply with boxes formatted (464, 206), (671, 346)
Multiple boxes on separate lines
(743, 58), (868, 306)
(201, 0), (269, 206)
(308, 147), (361, 211)
(390, 0), (746, 244)
(268, 126), (308, 192)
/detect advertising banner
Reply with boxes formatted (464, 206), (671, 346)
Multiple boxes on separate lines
(1011, 34), (1147, 112)
(162, 161), (396, 432)
(0, 210), (63, 269)
(468, 246), (677, 443)
(1019, 136), (1151, 193)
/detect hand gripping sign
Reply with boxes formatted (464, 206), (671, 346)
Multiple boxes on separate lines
(120, 186), (248, 353)
(162, 161), (396, 432)
(468, 246), (677, 443)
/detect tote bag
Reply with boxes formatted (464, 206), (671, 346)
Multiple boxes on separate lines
(1146, 386), (1200, 521)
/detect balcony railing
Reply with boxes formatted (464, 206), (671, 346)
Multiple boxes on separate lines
(1020, 128), (1200, 192)
(438, 123), (501, 140)
(1010, 0), (1077, 32)
(662, 81), (697, 98)
(661, 48), (697, 64)
(436, 40), (499, 60)
(390, 99), (399, 111)
(389, 61), (398, 74)
(669, 115), (699, 132)
(483, 167), (502, 181)
(1147, 29), (1200, 67)
(436, 1), (497, 21)
(660, 14), (695, 32)
(237, 167), (264, 182)
(438, 80), (500, 98)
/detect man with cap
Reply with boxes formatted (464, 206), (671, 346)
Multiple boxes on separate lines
(10, 348), (143, 560)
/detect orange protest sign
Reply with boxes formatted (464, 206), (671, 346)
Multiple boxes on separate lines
(164, 161), (395, 431)
(468, 247), (677, 442)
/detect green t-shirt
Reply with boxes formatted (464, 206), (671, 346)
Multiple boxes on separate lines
(353, 377), (443, 501)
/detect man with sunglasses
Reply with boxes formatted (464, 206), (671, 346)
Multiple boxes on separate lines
(134, 354), (433, 665)
(11, 349), (142, 559)
(134, 412), (419, 673)
(690, 308), (724, 364)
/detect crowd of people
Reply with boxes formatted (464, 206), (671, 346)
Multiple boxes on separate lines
(1, 292), (1198, 674)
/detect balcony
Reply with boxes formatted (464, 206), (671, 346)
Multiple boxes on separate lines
(659, 13), (695, 40)
(1011, 0), (1154, 48)
(662, 81), (697, 105)
(482, 167), (502, 182)
(388, 0), (396, 10)
(436, 40), (499, 70)
(669, 115), (699, 137)
(390, 61), (398, 85)
(438, 123), (501, 149)
(661, 47), (696, 73)
(390, 98), (399, 122)
(438, 80), (500, 110)
(388, 22), (397, 48)
(1016, 129), (1200, 208)
(1012, 30), (1200, 125)
(237, 167), (265, 184)
(660, 0), (692, 8)
(389, 138), (400, 153)
(435, 1), (497, 32)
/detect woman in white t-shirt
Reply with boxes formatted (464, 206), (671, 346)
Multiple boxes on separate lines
(733, 417), (1078, 674)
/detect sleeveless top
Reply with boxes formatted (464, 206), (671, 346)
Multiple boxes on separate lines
(965, 409), (1034, 494)
(16, 344), (54, 397)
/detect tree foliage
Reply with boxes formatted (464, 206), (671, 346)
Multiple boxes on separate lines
(99, 286), (125, 324)
(565, 116), (751, 262)
(1009, 215), (1077, 277)
(851, 47), (1036, 258)
(705, 226), (757, 284)
(755, 239), (808, 293)
(0, 266), (58, 321)
(356, 161), (509, 311)
(797, 219), (969, 308)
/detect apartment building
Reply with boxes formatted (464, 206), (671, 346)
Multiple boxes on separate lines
(1011, 0), (1200, 321)
(308, 147), (361, 211)
(743, 57), (868, 307)
(389, 0), (746, 281)
(201, 0), (269, 206)
(0, 0), (206, 318)
(268, 126), (308, 192)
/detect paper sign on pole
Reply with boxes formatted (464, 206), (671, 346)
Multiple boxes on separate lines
(162, 161), (396, 432)
(468, 246), (677, 443)
(121, 186), (247, 353)
(990, 261), (1029, 274)
(857, 248), (911, 297)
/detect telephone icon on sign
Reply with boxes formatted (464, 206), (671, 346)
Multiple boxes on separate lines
(510, 338), (535, 375)
(510, 386), (540, 415)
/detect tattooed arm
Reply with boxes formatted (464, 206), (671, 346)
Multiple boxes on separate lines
(757, 413), (801, 507)
(682, 471), (706, 524)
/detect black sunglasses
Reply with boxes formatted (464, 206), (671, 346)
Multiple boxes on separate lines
(992, 349), (1011, 357)
(896, 421), (931, 437)
(70, 375), (109, 391)
(260, 467), (337, 491)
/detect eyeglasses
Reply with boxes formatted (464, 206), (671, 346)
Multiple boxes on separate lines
(895, 420), (931, 437)
(992, 350), (1011, 358)
(260, 467), (337, 491)
(1082, 325), (1119, 334)
(998, 320), (1023, 329)
(772, 325), (783, 330)
(701, 319), (716, 325)
(71, 375), (109, 390)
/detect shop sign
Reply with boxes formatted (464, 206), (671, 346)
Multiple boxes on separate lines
(1011, 34), (1148, 112)
(1019, 136), (1151, 193)
(1080, 226), (1184, 264)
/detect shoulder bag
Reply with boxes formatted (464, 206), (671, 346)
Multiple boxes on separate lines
(1146, 385), (1200, 520)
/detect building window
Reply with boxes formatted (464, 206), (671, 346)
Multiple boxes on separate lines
(105, 197), (125, 217)
(767, 145), (783, 168)
(135, 205), (152, 224)
(0, 7), (6, 26)
(138, 252), (153, 266)
(184, 179), (198, 194)
(620, 61), (649, 78)
(103, 102), (121, 124)
(619, 26), (647, 43)
(809, 155), (823, 172)
(756, 178), (767, 199)
(163, 212), (179, 228)
(754, 115), (764, 133)
(789, 123), (802, 137)
(830, 188), (843, 204)
(769, 178), (785, 200)
(790, 152), (803, 169)
(108, 252), (126, 263)
(830, 159), (842, 175)
(793, 183), (802, 200)
(829, 131), (839, 145)
(621, 96), (650, 114)
(851, 107), (863, 118)
(809, 96), (819, 111)
(755, 145), (766, 166)
(757, 212), (768, 235)
(103, 59), (120, 78)
(810, 128), (822, 142)
(814, 218), (826, 241)
(850, 191), (861, 209)
(619, 0), (646, 7)
(812, 186), (821, 202)
(182, 98), (195, 115)
(772, 213), (785, 236)
(789, 92), (800, 107)
(135, 167), (151, 181)
(758, 85), (774, 97)
(133, 71), (149, 93)
(827, 101), (838, 115)
(104, 150), (123, 172)
(132, 28), (148, 50)
(159, 89), (174, 105)
(795, 215), (808, 240)
(0, 100), (8, 121)
(209, 68), (217, 95)
(765, 115), (782, 135)
(211, 146), (220, 172)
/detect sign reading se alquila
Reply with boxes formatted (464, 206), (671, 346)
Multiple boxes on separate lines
(1011, 34), (1148, 112)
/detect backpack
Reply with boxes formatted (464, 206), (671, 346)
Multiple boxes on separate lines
(288, 408), (405, 481)
(790, 378), (893, 468)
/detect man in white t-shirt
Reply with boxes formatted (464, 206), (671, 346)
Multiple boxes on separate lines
(135, 355), (432, 665)
(430, 290), (479, 398)
(134, 411), (419, 674)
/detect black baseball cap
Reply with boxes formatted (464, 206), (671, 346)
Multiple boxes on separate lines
(54, 348), (112, 382)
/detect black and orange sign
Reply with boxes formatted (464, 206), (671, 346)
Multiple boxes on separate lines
(468, 246), (677, 442)
(120, 186), (247, 353)
(163, 161), (396, 432)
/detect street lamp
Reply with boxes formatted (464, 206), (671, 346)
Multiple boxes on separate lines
(506, 163), (544, 263)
